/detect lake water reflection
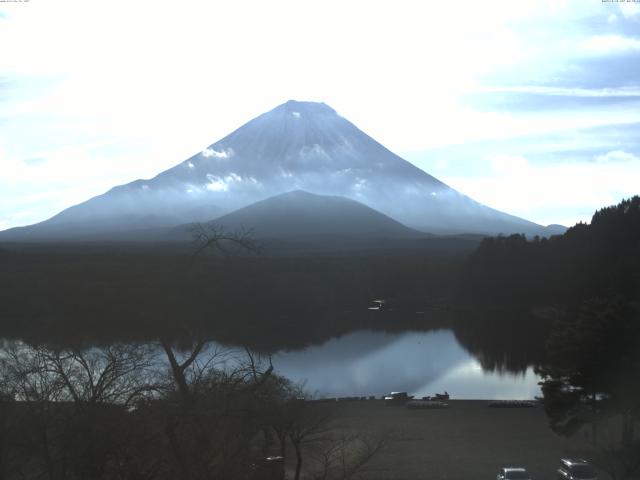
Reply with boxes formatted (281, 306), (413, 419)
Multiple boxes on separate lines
(271, 330), (541, 400)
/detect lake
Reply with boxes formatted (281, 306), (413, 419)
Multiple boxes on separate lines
(270, 329), (541, 400)
(0, 328), (541, 401)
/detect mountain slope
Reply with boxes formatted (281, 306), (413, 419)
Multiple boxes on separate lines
(202, 190), (423, 240)
(0, 100), (554, 241)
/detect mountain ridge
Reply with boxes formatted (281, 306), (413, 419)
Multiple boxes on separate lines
(0, 100), (561, 241)
(199, 189), (424, 240)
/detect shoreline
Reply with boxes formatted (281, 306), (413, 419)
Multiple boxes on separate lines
(295, 399), (603, 480)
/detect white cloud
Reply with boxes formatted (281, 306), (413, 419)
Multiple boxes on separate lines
(478, 85), (640, 97)
(435, 159), (449, 170)
(581, 35), (640, 54)
(202, 148), (233, 159)
(619, 3), (640, 18)
(1, 0), (639, 229)
(300, 144), (330, 160)
(202, 148), (235, 160)
(204, 172), (247, 192)
(443, 155), (640, 226)
(205, 174), (226, 192)
(488, 154), (531, 176)
(0, 139), (150, 227)
(352, 178), (367, 191)
(595, 150), (639, 163)
(205, 180), (228, 192)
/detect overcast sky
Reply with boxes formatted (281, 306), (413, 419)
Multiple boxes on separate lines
(1, 0), (639, 229)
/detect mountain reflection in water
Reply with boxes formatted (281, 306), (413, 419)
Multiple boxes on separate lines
(271, 330), (540, 400)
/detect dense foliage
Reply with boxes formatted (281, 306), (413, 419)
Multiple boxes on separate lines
(0, 243), (467, 349)
(462, 196), (640, 478)
(462, 196), (640, 305)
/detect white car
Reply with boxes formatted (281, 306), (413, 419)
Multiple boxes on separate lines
(557, 459), (598, 480)
(497, 467), (532, 480)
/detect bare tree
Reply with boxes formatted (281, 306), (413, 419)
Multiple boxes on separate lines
(154, 336), (284, 480)
(308, 431), (389, 480)
(189, 222), (259, 260)
(43, 344), (159, 406)
(159, 337), (209, 402)
(0, 341), (162, 480)
(287, 405), (334, 480)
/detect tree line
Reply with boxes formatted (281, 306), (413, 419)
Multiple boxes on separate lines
(460, 196), (640, 479)
(0, 235), (462, 350)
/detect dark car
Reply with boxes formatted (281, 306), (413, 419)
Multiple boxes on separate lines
(558, 459), (598, 480)
(497, 467), (532, 480)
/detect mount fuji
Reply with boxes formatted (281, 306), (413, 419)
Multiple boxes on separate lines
(0, 100), (560, 241)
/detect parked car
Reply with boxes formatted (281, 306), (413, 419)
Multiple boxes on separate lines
(383, 391), (413, 405)
(557, 459), (598, 480)
(497, 467), (532, 480)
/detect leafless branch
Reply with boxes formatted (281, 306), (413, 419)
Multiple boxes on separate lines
(189, 222), (260, 261)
